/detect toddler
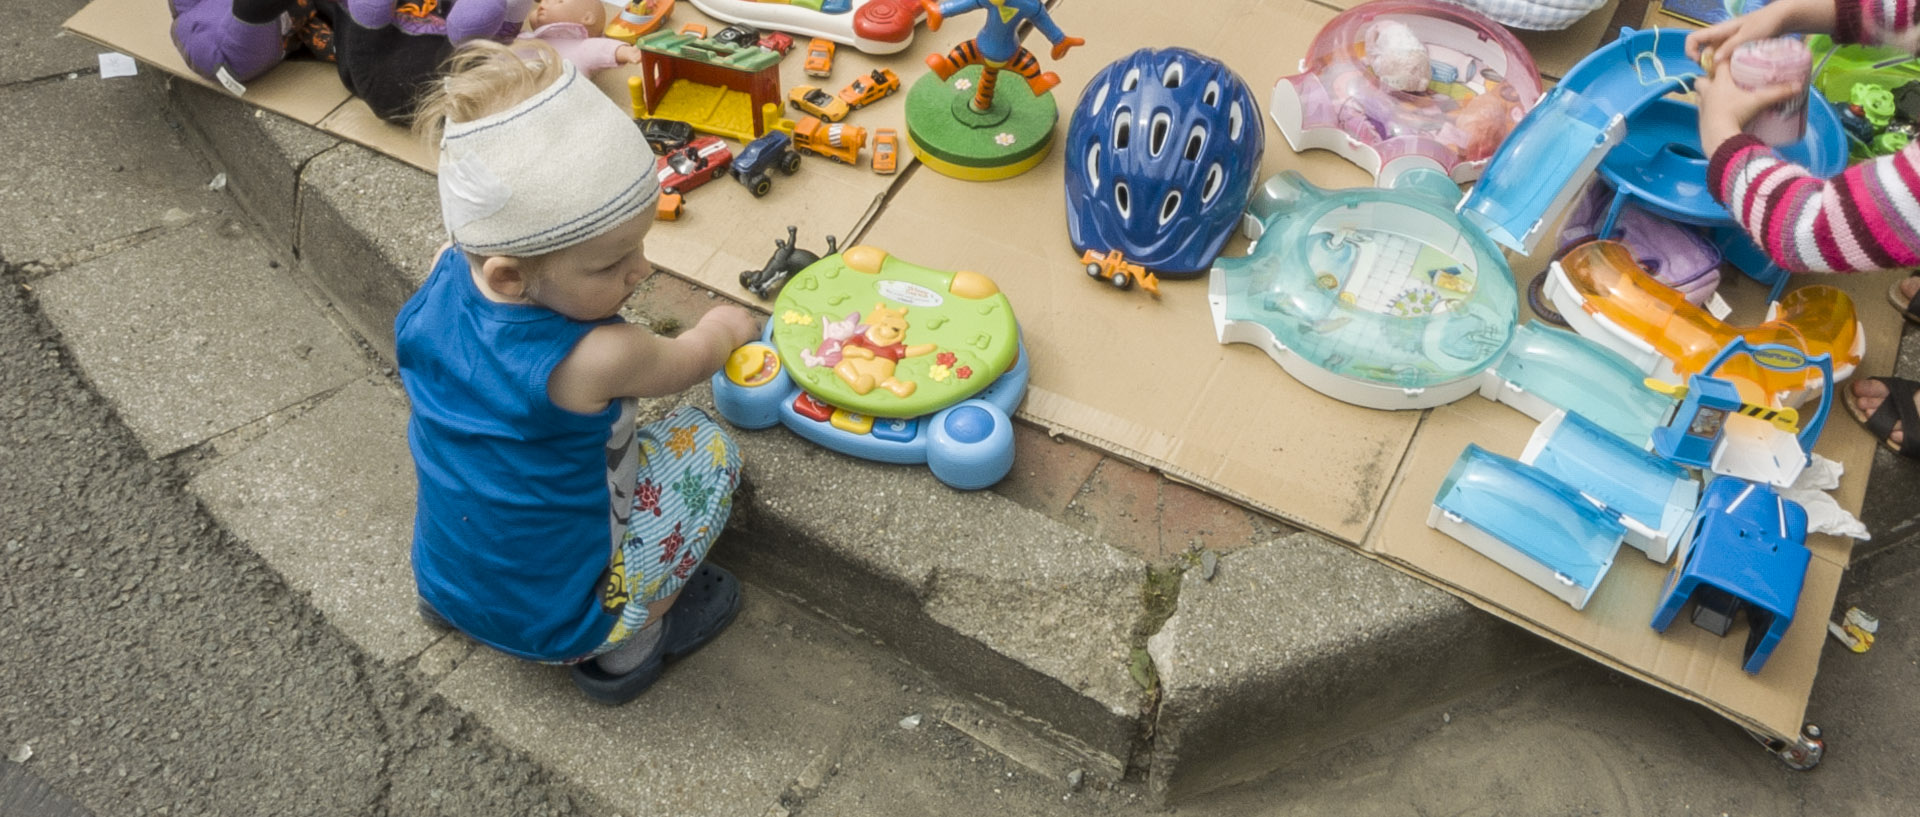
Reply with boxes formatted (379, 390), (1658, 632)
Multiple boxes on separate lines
(398, 41), (760, 703)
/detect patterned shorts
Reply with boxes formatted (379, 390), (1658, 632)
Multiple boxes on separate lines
(577, 406), (742, 662)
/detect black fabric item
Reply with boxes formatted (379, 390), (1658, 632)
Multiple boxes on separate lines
(330, 4), (456, 123)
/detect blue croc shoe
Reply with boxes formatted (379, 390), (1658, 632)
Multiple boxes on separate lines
(570, 564), (744, 705)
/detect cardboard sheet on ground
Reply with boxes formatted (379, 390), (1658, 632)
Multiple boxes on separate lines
(63, 0), (964, 301)
(73, 0), (1868, 747)
(860, 0), (1870, 744)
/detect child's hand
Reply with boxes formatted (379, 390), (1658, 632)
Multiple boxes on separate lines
(701, 304), (762, 350)
(1694, 66), (1805, 155)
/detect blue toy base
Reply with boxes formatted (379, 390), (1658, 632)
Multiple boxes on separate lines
(712, 339), (1029, 490)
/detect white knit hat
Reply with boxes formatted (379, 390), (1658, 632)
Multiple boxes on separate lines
(437, 61), (659, 258)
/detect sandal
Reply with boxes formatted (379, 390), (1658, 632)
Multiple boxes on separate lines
(570, 564), (743, 705)
(1888, 272), (1920, 326)
(1846, 376), (1920, 459)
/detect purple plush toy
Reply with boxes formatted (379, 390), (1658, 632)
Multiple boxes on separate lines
(344, 0), (531, 45)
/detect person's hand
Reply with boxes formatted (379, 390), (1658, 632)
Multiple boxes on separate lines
(1685, 0), (1837, 68)
(701, 304), (762, 350)
(1687, 16), (1779, 71)
(1694, 65), (1806, 154)
(615, 44), (643, 64)
(1051, 35), (1084, 61)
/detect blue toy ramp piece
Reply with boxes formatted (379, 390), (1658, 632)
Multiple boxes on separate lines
(1428, 444), (1627, 609)
(1459, 86), (1623, 255)
(1482, 321), (1676, 444)
(1650, 478), (1812, 674)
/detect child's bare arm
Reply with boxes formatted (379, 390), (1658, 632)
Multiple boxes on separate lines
(549, 305), (761, 412)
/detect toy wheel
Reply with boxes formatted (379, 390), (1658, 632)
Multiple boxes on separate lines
(781, 152), (802, 174)
(1526, 269), (1569, 328)
(751, 177), (772, 197)
(1110, 271), (1133, 291)
(712, 167), (726, 181)
(1085, 262), (1102, 278)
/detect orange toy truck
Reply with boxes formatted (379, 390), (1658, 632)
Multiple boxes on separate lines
(792, 116), (866, 166)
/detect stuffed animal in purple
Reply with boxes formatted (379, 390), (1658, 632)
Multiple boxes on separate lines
(344, 0), (531, 44)
(168, 0), (339, 84)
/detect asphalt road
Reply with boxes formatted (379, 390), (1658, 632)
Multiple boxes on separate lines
(0, 258), (599, 816)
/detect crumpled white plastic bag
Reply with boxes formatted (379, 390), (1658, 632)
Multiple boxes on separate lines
(1779, 454), (1871, 540)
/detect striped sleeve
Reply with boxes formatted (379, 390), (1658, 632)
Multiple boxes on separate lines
(1708, 134), (1920, 273)
(1838, 0), (1920, 44)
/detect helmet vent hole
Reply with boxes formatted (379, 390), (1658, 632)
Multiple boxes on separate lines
(1122, 67), (1140, 91)
(1203, 81), (1221, 107)
(1089, 84), (1109, 113)
(1159, 192), (1181, 226)
(1115, 182), (1131, 219)
(1229, 102), (1245, 141)
(1185, 125), (1206, 161)
(1163, 62), (1183, 88)
(1114, 107), (1131, 149)
(1202, 164), (1224, 202)
(1086, 144), (1101, 192)
(1149, 113), (1171, 156)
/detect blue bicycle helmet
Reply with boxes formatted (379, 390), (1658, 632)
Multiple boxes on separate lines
(1065, 48), (1265, 277)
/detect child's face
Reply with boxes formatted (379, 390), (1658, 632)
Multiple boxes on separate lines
(524, 212), (654, 321)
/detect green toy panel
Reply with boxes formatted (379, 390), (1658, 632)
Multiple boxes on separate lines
(769, 246), (1020, 418)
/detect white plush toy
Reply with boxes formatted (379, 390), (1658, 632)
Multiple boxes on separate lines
(1364, 20), (1432, 93)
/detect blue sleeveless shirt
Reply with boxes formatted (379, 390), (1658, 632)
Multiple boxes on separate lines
(395, 246), (630, 660)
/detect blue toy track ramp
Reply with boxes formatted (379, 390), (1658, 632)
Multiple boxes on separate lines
(1460, 27), (1705, 255)
(1428, 444), (1627, 609)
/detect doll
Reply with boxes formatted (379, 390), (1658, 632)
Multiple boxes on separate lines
(518, 0), (643, 75)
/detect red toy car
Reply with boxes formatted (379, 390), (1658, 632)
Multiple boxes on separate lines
(758, 31), (795, 54)
(656, 136), (734, 195)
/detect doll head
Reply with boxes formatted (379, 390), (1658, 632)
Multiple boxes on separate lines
(529, 0), (611, 30)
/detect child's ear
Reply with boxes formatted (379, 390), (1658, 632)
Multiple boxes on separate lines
(481, 256), (530, 299)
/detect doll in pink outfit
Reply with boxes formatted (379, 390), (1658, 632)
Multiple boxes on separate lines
(519, 0), (641, 74)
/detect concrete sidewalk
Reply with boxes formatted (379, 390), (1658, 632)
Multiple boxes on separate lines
(11, 5), (1920, 813)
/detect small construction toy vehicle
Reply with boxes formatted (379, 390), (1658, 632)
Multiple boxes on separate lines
(731, 128), (803, 197)
(791, 116), (865, 165)
(1081, 248), (1159, 295)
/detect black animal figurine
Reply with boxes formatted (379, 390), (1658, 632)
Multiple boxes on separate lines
(740, 225), (838, 299)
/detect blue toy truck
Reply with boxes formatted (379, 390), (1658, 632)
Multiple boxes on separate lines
(731, 129), (803, 197)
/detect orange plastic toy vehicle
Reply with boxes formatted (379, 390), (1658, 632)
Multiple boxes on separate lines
(1081, 249), (1158, 295)
(871, 128), (899, 174)
(803, 37), (835, 78)
(792, 116), (865, 165)
(837, 68), (901, 109)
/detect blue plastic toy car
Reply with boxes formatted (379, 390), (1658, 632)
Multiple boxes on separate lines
(730, 130), (803, 197)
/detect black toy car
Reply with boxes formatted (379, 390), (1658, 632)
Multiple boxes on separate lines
(638, 117), (695, 155)
(712, 24), (762, 49)
(730, 130), (803, 197)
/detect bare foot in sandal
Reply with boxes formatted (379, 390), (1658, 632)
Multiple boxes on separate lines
(1890, 275), (1920, 324)
(1847, 376), (1920, 458)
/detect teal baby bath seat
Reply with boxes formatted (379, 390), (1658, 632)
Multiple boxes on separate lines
(1210, 168), (1518, 410)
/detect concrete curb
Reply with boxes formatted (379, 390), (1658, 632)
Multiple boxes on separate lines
(158, 76), (1556, 801)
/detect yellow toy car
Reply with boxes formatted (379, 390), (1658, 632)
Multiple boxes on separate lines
(1081, 249), (1159, 295)
(803, 37), (835, 78)
(787, 85), (851, 123)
